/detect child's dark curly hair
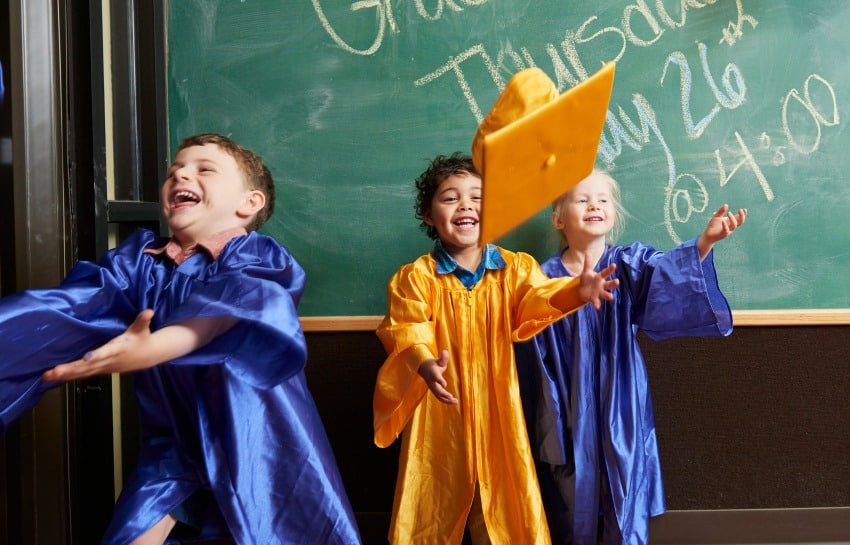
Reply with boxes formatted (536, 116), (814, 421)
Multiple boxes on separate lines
(414, 152), (481, 240)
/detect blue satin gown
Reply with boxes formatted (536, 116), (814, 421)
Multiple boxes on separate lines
(0, 229), (361, 545)
(516, 240), (733, 545)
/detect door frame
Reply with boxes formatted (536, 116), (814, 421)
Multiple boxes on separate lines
(1, 0), (167, 543)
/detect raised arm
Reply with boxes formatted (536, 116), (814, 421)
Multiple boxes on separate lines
(42, 309), (237, 382)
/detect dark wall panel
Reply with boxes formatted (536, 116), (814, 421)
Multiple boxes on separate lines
(305, 325), (850, 542)
(644, 327), (850, 510)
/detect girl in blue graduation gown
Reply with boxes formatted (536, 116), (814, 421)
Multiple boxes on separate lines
(516, 170), (746, 545)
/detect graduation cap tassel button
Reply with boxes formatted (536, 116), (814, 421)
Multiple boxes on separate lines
(545, 154), (557, 168)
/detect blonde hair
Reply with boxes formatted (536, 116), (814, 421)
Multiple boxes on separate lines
(551, 169), (627, 252)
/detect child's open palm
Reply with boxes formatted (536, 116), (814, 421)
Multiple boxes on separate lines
(578, 253), (619, 310)
(703, 204), (748, 245)
(41, 310), (236, 383)
(42, 309), (160, 382)
(418, 349), (459, 404)
(697, 204), (748, 260)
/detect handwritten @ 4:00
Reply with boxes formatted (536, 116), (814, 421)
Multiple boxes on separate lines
(669, 68), (838, 244)
(713, 74), (839, 209)
(598, 36), (839, 245)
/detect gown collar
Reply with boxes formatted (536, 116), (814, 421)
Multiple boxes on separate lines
(432, 239), (505, 289)
(144, 227), (248, 265)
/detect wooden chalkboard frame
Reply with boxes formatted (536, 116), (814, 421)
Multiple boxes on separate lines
(299, 309), (850, 332)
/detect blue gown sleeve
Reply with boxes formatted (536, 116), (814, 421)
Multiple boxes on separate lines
(0, 230), (153, 432)
(619, 239), (733, 339)
(155, 233), (308, 389)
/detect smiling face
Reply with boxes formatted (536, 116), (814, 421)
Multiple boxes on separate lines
(553, 171), (617, 247)
(161, 143), (265, 248)
(423, 171), (482, 261)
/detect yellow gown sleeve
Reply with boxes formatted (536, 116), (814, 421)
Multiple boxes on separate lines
(510, 252), (587, 342)
(373, 260), (438, 448)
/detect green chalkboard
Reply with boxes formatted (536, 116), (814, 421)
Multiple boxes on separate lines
(167, 0), (850, 317)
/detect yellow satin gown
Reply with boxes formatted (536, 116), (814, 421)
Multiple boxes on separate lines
(374, 248), (587, 545)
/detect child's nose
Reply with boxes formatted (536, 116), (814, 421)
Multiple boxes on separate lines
(172, 166), (191, 181)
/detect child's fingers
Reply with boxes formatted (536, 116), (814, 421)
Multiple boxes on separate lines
(599, 263), (617, 279)
(725, 208), (749, 232)
(42, 359), (93, 382)
(433, 385), (458, 404)
(41, 365), (68, 382)
(581, 252), (597, 274)
(723, 212), (736, 232)
(428, 350), (457, 404)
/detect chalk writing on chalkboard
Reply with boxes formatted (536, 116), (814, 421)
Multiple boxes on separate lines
(168, 0), (850, 316)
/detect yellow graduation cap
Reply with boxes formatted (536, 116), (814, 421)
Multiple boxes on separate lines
(472, 62), (615, 245)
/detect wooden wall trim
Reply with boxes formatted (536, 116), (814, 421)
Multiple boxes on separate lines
(299, 309), (850, 332)
(300, 316), (381, 332)
(733, 309), (850, 326)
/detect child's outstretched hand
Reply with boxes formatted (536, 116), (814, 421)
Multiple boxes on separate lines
(698, 204), (747, 260)
(703, 204), (747, 243)
(418, 349), (459, 405)
(42, 309), (159, 382)
(579, 252), (618, 310)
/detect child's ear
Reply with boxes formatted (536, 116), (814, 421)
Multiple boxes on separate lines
(551, 209), (565, 230)
(423, 209), (434, 226)
(237, 190), (266, 218)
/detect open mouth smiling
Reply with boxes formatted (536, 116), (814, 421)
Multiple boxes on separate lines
(171, 190), (200, 207)
(453, 218), (478, 231)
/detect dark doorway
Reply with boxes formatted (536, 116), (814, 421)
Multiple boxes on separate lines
(0, 1), (167, 544)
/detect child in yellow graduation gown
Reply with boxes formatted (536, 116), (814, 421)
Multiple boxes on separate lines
(372, 152), (619, 545)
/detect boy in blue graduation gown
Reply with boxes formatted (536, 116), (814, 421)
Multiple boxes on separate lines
(0, 134), (361, 545)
